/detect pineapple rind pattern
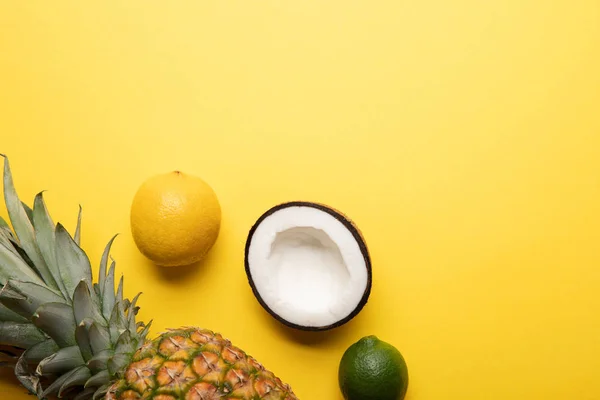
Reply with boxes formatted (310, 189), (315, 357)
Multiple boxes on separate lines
(108, 328), (298, 400)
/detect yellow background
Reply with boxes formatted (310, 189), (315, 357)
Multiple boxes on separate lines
(1, 1), (599, 399)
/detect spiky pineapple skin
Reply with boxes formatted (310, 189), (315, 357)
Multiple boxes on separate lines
(107, 327), (298, 400)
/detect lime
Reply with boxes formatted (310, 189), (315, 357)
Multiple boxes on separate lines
(338, 335), (409, 400)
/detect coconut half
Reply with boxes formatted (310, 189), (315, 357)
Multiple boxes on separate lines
(245, 202), (372, 331)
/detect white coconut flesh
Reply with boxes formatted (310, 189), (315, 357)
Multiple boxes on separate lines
(246, 205), (369, 328)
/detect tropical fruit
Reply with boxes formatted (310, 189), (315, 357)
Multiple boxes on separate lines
(245, 202), (372, 331)
(0, 155), (297, 399)
(130, 171), (221, 267)
(338, 335), (408, 400)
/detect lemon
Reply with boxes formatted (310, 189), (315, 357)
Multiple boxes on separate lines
(130, 171), (221, 267)
(338, 335), (409, 400)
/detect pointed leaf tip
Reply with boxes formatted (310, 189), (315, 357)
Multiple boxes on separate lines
(116, 275), (124, 303)
(101, 261), (116, 320)
(55, 223), (92, 298)
(140, 319), (153, 339)
(74, 205), (82, 245)
(33, 191), (69, 299)
(2, 157), (59, 289)
(21, 202), (34, 224)
(92, 383), (111, 400)
(98, 234), (118, 294)
(84, 370), (110, 389)
(41, 365), (91, 398)
(37, 346), (85, 376)
(15, 351), (44, 398)
(73, 280), (104, 326)
(32, 302), (76, 348)
(58, 366), (91, 397)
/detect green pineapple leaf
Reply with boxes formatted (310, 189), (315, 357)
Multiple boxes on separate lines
(85, 370), (110, 389)
(116, 275), (124, 304)
(15, 352), (45, 398)
(0, 280), (65, 319)
(32, 302), (77, 348)
(22, 339), (59, 364)
(74, 205), (82, 246)
(0, 321), (47, 348)
(126, 292), (142, 332)
(0, 239), (45, 286)
(73, 280), (105, 326)
(101, 261), (116, 320)
(107, 353), (129, 376)
(1, 154), (156, 400)
(92, 382), (111, 400)
(41, 364), (90, 398)
(88, 323), (110, 354)
(7, 237), (37, 271)
(0, 301), (28, 323)
(108, 302), (126, 342)
(21, 201), (34, 224)
(75, 322), (94, 362)
(114, 330), (132, 354)
(58, 365), (91, 397)
(139, 320), (153, 340)
(37, 345), (85, 376)
(1, 155), (59, 290)
(33, 192), (70, 299)
(55, 223), (92, 298)
(86, 349), (112, 373)
(0, 230), (18, 257)
(98, 235), (117, 298)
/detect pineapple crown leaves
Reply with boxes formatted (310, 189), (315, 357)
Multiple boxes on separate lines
(0, 155), (152, 400)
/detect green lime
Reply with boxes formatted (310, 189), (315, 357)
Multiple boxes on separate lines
(338, 335), (409, 400)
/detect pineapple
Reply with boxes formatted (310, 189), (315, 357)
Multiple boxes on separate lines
(0, 155), (298, 400)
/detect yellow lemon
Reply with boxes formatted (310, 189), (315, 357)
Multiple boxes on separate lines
(130, 171), (221, 267)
